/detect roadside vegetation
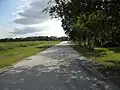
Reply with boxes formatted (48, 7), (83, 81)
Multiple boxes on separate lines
(73, 45), (120, 65)
(0, 41), (60, 68)
(73, 45), (120, 87)
(45, 0), (120, 88)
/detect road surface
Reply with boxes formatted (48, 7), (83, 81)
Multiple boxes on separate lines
(0, 41), (118, 90)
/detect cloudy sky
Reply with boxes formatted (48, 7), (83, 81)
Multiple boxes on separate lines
(0, 0), (66, 38)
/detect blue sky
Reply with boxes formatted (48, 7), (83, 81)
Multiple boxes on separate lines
(0, 0), (23, 27)
(0, 0), (65, 38)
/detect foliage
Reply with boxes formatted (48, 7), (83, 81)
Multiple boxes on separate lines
(46, 0), (120, 48)
(0, 36), (68, 42)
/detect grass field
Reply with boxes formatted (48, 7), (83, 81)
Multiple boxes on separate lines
(0, 41), (60, 68)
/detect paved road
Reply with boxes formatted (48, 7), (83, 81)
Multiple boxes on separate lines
(0, 41), (118, 90)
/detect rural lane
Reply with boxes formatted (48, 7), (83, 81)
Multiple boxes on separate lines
(0, 41), (119, 90)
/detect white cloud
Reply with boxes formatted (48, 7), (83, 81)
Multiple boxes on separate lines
(0, 27), (14, 38)
(38, 19), (66, 37)
(12, 0), (66, 37)
(13, 0), (49, 25)
(13, 17), (43, 25)
(11, 19), (66, 37)
(10, 27), (43, 35)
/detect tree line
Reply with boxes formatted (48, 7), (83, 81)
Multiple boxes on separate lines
(0, 36), (68, 42)
(45, 0), (120, 48)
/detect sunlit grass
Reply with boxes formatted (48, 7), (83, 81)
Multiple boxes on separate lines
(0, 41), (60, 68)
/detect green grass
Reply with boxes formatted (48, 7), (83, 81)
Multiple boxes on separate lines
(95, 48), (120, 64)
(0, 41), (60, 68)
(73, 45), (120, 65)
(73, 45), (120, 87)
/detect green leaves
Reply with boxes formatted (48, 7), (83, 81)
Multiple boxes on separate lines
(46, 0), (120, 47)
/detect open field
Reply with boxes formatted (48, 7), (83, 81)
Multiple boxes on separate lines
(0, 41), (60, 68)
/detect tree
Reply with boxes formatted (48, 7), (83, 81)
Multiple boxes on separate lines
(45, 0), (120, 48)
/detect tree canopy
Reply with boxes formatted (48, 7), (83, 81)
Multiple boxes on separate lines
(46, 0), (120, 48)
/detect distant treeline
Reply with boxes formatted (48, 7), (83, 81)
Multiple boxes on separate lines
(0, 36), (69, 42)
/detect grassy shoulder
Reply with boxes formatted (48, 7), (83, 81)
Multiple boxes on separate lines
(0, 41), (60, 68)
(73, 45), (120, 65)
(73, 45), (120, 87)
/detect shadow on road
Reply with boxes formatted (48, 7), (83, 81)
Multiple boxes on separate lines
(0, 42), (117, 90)
(0, 59), (105, 90)
(98, 60), (120, 88)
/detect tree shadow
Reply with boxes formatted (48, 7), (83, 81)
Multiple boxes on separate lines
(0, 59), (107, 90)
(98, 60), (120, 88)
(73, 45), (120, 88)
(73, 45), (107, 58)
(108, 48), (120, 53)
